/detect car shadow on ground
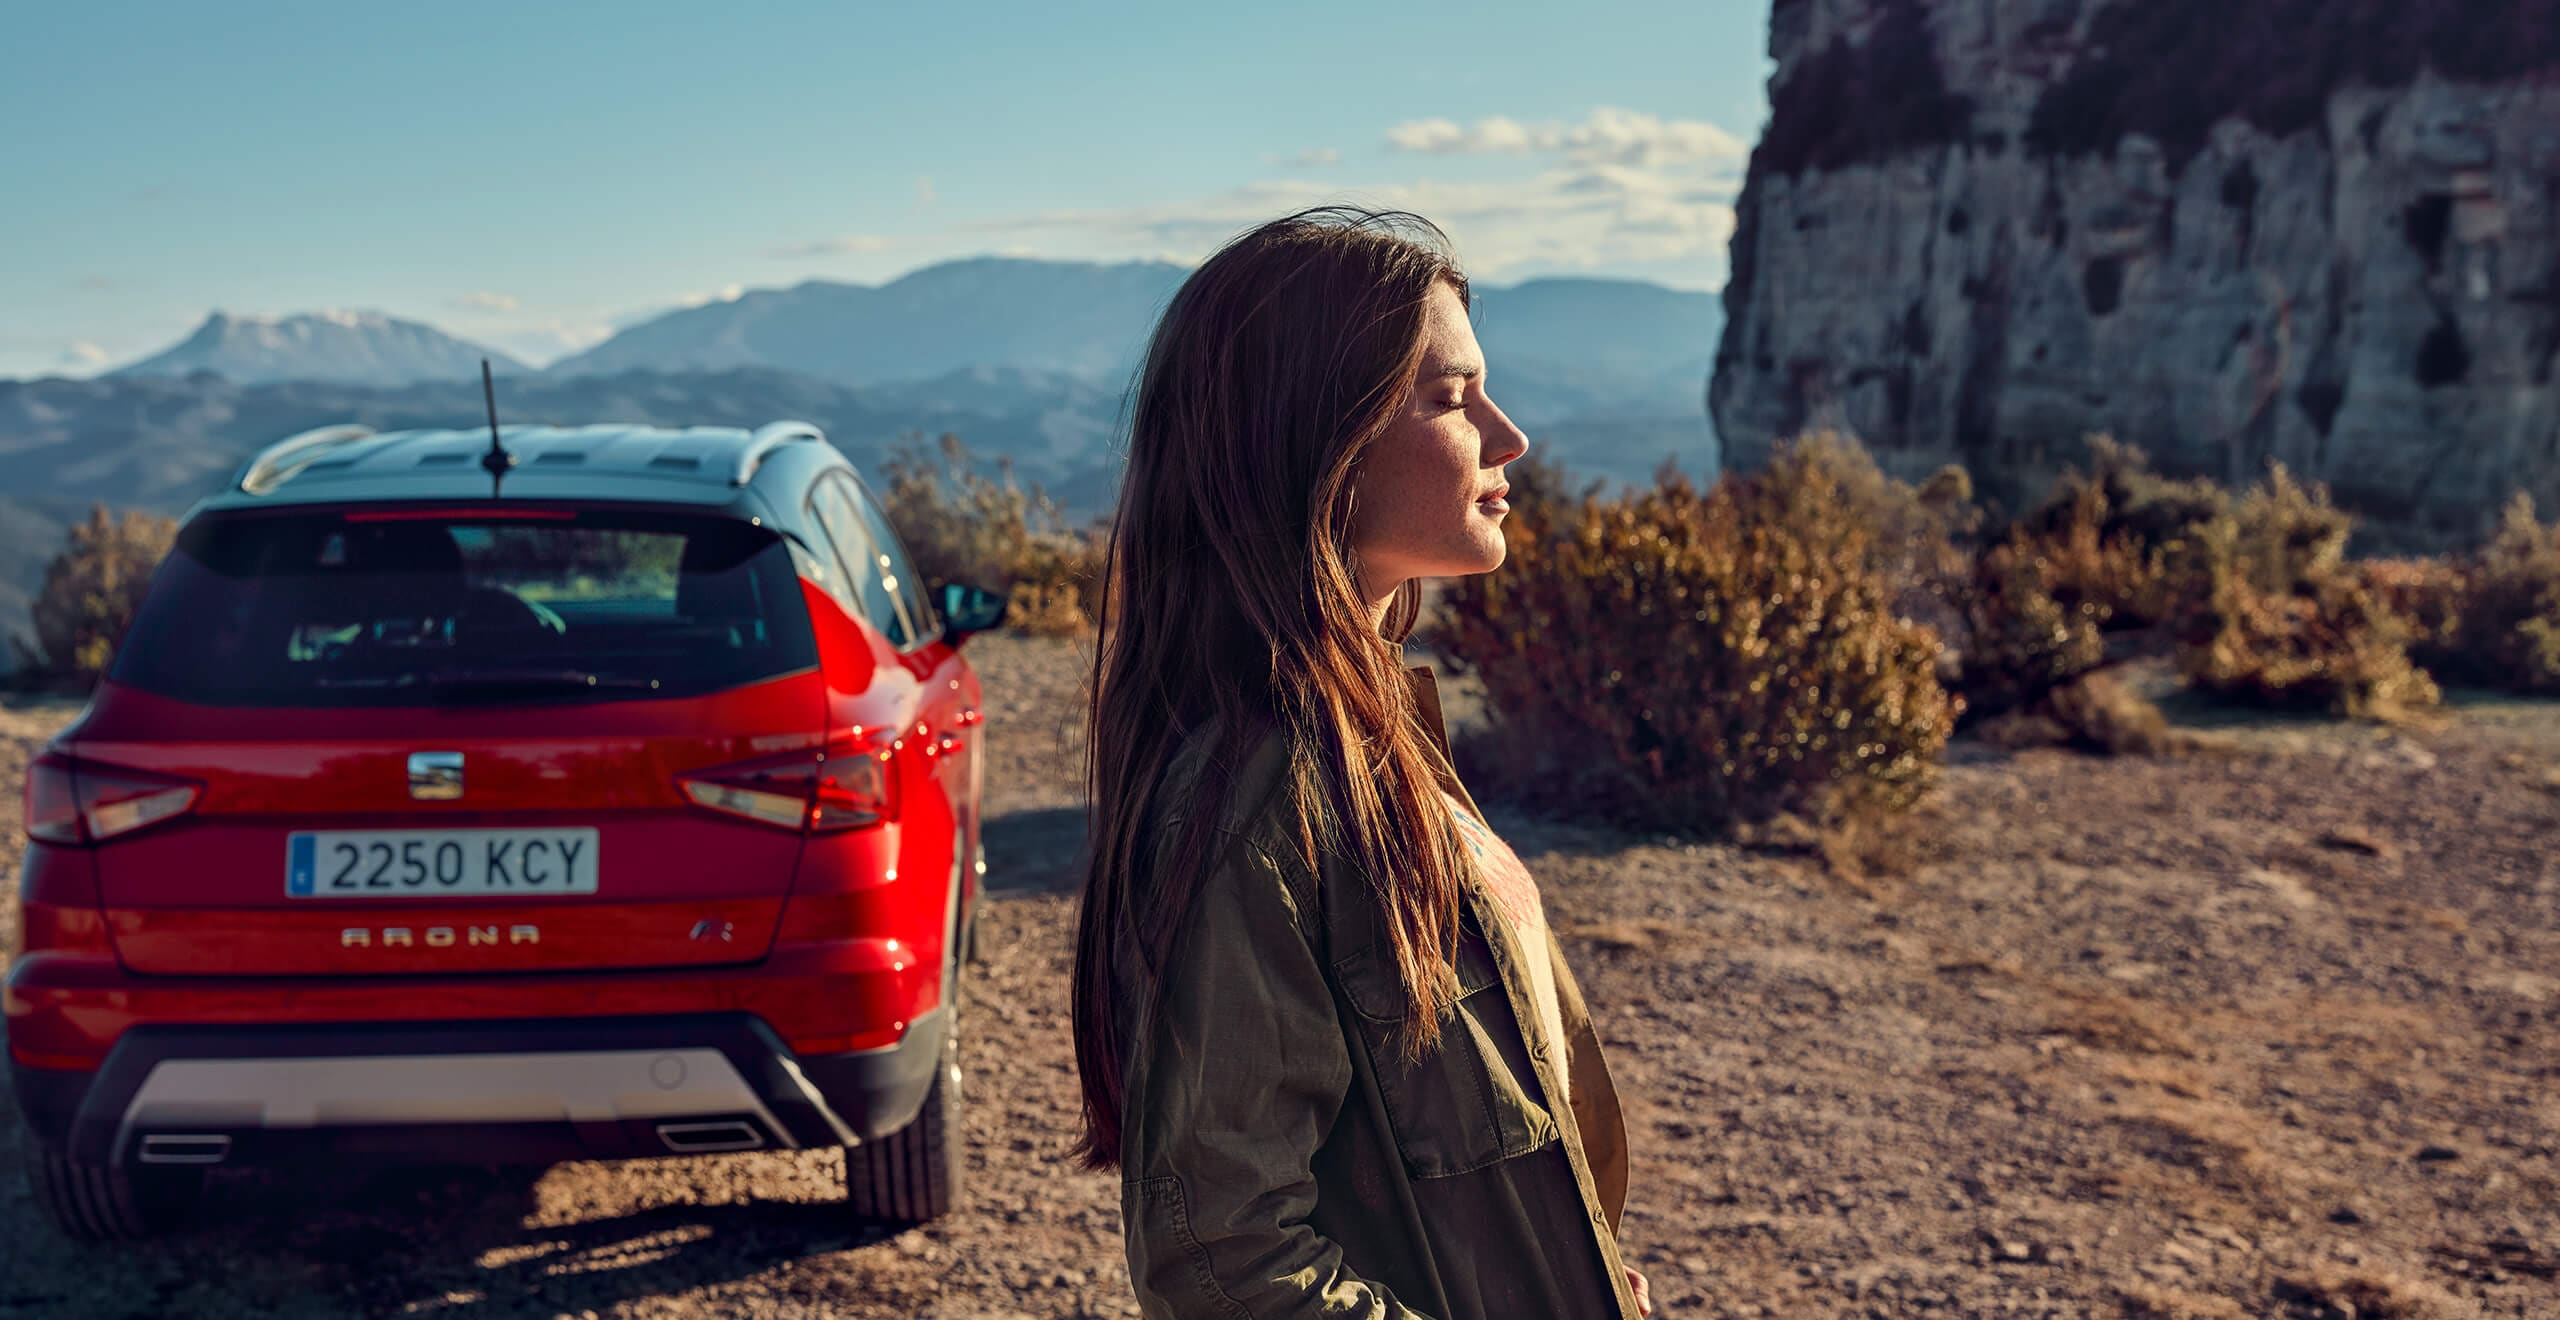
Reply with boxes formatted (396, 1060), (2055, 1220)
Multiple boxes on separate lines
(8, 1152), (922, 1318)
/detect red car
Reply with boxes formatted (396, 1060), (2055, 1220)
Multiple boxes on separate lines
(7, 420), (1005, 1239)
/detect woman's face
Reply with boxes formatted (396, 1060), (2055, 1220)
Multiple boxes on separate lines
(1349, 280), (1531, 601)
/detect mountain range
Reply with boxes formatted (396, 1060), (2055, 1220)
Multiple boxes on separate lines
(108, 309), (532, 387)
(2, 258), (1721, 662)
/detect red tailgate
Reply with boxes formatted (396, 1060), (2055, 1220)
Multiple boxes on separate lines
(76, 674), (827, 976)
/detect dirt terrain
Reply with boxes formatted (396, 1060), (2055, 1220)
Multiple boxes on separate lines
(4, 634), (2556, 1318)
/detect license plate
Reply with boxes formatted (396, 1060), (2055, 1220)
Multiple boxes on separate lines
(287, 829), (600, 898)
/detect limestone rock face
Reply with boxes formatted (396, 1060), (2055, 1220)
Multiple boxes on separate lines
(1712, 0), (2560, 541)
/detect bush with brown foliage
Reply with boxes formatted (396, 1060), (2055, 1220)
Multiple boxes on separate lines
(2043, 670), (2179, 757)
(1434, 436), (1959, 835)
(2174, 466), (2438, 718)
(1951, 533), (2113, 721)
(2358, 554), (2471, 678)
(2440, 494), (2560, 694)
(22, 505), (177, 685)
(1945, 438), (2213, 723)
(876, 433), (1108, 636)
(2012, 436), (2225, 629)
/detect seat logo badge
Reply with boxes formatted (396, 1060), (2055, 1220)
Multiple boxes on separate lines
(690, 919), (735, 943)
(409, 751), (464, 801)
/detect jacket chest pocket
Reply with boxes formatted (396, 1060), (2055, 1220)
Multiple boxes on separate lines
(1332, 922), (1560, 1179)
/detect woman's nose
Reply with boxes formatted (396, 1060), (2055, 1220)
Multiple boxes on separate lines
(1482, 399), (1529, 467)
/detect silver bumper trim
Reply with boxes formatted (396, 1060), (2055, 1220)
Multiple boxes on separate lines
(117, 1048), (794, 1148)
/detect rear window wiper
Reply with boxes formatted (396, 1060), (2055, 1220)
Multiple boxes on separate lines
(426, 668), (663, 701)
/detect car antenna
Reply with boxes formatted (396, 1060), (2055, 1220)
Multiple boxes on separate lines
(479, 358), (517, 496)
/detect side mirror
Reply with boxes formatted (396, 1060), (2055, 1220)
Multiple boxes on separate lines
(939, 582), (1007, 644)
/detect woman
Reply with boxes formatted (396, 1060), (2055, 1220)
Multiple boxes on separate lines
(1071, 207), (1653, 1319)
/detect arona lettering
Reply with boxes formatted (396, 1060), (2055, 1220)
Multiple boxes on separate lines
(341, 924), (538, 949)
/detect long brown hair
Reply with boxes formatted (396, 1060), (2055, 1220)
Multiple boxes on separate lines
(1070, 207), (1476, 1170)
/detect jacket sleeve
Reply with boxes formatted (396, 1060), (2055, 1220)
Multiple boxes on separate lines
(1119, 832), (1435, 1319)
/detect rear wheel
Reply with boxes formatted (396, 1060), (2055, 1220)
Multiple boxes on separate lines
(839, 1014), (963, 1225)
(28, 1144), (205, 1241)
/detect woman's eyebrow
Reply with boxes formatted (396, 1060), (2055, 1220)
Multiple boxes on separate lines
(1427, 361), (1484, 381)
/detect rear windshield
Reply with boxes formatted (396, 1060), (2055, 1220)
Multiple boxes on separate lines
(114, 509), (817, 706)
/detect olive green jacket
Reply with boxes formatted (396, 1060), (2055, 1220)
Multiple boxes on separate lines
(1116, 666), (1642, 1319)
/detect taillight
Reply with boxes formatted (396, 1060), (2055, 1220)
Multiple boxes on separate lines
(678, 734), (895, 833)
(24, 752), (201, 845)
(25, 753), (81, 844)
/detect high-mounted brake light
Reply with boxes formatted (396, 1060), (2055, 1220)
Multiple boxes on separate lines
(25, 752), (202, 845)
(677, 732), (895, 833)
(343, 508), (578, 523)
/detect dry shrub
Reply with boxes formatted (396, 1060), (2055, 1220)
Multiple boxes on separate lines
(877, 433), (1106, 637)
(1951, 438), (2218, 723)
(2174, 465), (2439, 719)
(2010, 436), (2226, 628)
(2045, 670), (2178, 755)
(2358, 554), (2470, 676)
(1435, 436), (1959, 835)
(2442, 493), (2560, 692)
(23, 505), (177, 684)
(1952, 534), (2113, 719)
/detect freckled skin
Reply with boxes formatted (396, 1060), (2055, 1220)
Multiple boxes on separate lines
(1350, 282), (1532, 610)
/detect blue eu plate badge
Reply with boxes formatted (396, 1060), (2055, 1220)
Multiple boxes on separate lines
(287, 834), (317, 896)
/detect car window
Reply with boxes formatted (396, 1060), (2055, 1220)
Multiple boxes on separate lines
(809, 476), (914, 647)
(112, 510), (816, 707)
(848, 474), (939, 643)
(801, 483), (873, 627)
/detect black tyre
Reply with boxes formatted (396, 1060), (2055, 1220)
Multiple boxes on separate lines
(28, 1143), (205, 1241)
(840, 1020), (963, 1225)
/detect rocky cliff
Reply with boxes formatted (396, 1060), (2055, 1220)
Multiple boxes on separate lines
(1712, 0), (2560, 541)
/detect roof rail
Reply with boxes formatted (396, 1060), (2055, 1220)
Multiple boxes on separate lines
(733, 420), (826, 486)
(237, 424), (379, 495)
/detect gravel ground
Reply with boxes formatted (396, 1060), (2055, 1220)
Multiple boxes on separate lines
(4, 635), (2557, 1318)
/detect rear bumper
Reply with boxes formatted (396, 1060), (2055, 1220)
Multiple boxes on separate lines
(11, 1010), (947, 1170)
(4, 935), (938, 1067)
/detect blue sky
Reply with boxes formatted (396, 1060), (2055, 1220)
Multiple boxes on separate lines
(0, 1), (1771, 377)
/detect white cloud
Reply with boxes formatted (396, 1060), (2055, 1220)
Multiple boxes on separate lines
(456, 290), (519, 312)
(60, 341), (109, 369)
(1388, 107), (1747, 168)
(960, 110), (1743, 286)
(765, 234), (893, 259)
(916, 176), (937, 205)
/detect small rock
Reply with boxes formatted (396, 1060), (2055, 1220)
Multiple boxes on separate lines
(2416, 1143), (2462, 1163)
(2313, 827), (2397, 860)
(2328, 1204), (2365, 1225)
